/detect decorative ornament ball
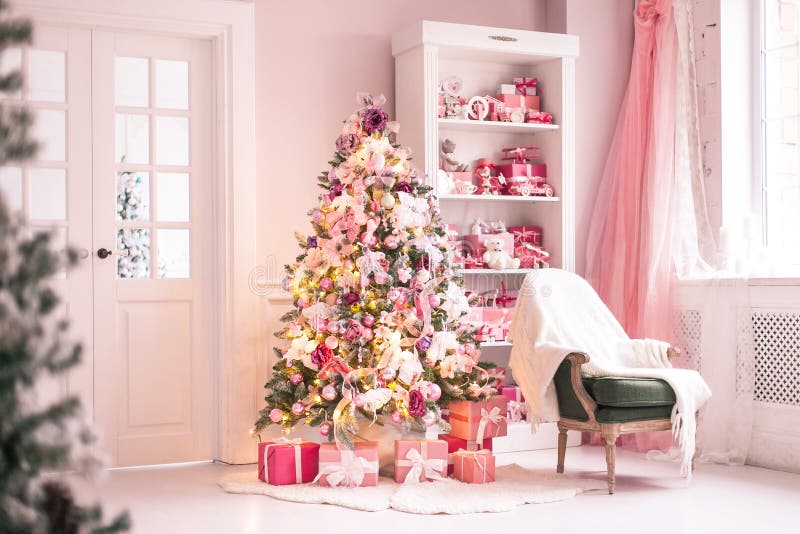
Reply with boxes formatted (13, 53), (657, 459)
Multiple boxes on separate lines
(319, 421), (331, 436)
(362, 314), (375, 327)
(381, 193), (396, 210)
(325, 336), (338, 349)
(353, 393), (366, 408)
(427, 383), (442, 401)
(383, 234), (399, 249)
(324, 293), (338, 306)
(269, 408), (284, 423)
(380, 367), (396, 381)
(364, 234), (378, 248)
(391, 410), (403, 424)
(327, 321), (340, 333)
(343, 259), (355, 270)
(319, 277), (333, 291)
(362, 329), (373, 341)
(291, 402), (305, 415)
(421, 410), (437, 427)
(417, 270), (431, 283)
(322, 384), (337, 401)
(428, 294), (441, 308)
(289, 372), (303, 385)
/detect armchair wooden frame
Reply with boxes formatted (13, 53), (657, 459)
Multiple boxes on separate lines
(555, 348), (680, 494)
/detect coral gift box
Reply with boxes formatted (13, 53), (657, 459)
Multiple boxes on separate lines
(316, 442), (379, 487)
(439, 433), (493, 476)
(453, 449), (496, 484)
(448, 397), (508, 444)
(394, 439), (448, 483)
(258, 439), (320, 486)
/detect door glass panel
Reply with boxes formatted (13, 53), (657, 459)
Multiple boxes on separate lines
(117, 228), (151, 279)
(29, 167), (66, 220)
(155, 59), (188, 110)
(117, 171), (150, 221)
(157, 228), (190, 278)
(0, 167), (23, 212)
(156, 172), (189, 221)
(115, 56), (149, 107)
(115, 113), (149, 164)
(33, 109), (66, 161)
(0, 47), (22, 99)
(155, 116), (188, 166)
(28, 49), (66, 102)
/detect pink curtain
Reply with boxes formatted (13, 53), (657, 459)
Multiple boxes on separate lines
(585, 0), (679, 452)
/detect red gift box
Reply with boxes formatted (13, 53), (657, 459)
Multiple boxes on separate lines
(439, 433), (493, 476)
(258, 439), (320, 486)
(463, 232), (515, 259)
(316, 442), (379, 487)
(507, 225), (542, 247)
(514, 243), (550, 269)
(494, 93), (539, 110)
(496, 162), (546, 180)
(453, 449), (496, 484)
(513, 76), (538, 96)
(394, 439), (448, 483)
(448, 397), (508, 444)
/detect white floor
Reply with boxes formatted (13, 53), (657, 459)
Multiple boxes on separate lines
(72, 446), (799, 534)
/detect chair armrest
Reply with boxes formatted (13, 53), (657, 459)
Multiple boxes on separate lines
(667, 346), (680, 360)
(564, 352), (598, 424)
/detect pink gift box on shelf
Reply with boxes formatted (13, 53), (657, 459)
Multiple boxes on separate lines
(394, 439), (448, 483)
(439, 433), (492, 476)
(448, 397), (508, 444)
(258, 439), (320, 486)
(496, 162), (547, 179)
(507, 225), (542, 247)
(463, 232), (515, 259)
(452, 449), (496, 484)
(513, 76), (538, 96)
(316, 442), (379, 487)
(494, 93), (539, 110)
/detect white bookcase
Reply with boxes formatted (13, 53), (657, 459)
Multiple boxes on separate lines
(392, 21), (581, 452)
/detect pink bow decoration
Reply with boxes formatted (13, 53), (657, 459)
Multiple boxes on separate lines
(396, 446), (447, 484)
(514, 77), (537, 96)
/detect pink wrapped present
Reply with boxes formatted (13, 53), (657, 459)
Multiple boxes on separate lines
(448, 397), (508, 444)
(513, 76), (538, 96)
(496, 162), (546, 180)
(507, 225), (542, 247)
(494, 93), (539, 110)
(527, 110), (553, 124)
(316, 442), (379, 487)
(394, 439), (448, 483)
(463, 232), (515, 259)
(258, 439), (320, 486)
(439, 433), (492, 476)
(499, 385), (524, 403)
(515, 243), (550, 269)
(453, 449), (496, 484)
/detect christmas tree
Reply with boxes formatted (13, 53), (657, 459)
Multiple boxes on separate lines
(255, 94), (493, 446)
(0, 2), (129, 531)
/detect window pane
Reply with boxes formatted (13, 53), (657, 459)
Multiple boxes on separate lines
(765, 0), (799, 50)
(115, 113), (150, 164)
(115, 56), (149, 107)
(157, 229), (190, 279)
(32, 109), (66, 162)
(28, 49), (65, 102)
(765, 118), (799, 175)
(156, 172), (189, 221)
(766, 180), (800, 252)
(0, 167), (23, 211)
(0, 47), (21, 99)
(155, 116), (189, 166)
(117, 171), (150, 221)
(117, 228), (151, 279)
(28, 168), (66, 221)
(155, 59), (188, 110)
(764, 46), (798, 119)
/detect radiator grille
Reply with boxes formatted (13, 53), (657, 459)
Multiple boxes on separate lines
(752, 311), (800, 406)
(673, 309), (703, 371)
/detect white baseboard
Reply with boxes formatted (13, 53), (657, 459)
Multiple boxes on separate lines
(747, 402), (800, 474)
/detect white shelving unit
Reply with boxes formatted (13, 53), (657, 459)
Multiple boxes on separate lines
(392, 21), (579, 453)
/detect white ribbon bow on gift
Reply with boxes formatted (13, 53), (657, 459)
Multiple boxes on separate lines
(262, 437), (304, 484)
(476, 406), (505, 446)
(314, 450), (371, 488)
(398, 447), (447, 485)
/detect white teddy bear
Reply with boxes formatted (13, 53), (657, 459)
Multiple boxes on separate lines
(482, 237), (521, 270)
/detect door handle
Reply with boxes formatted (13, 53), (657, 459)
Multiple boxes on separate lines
(97, 247), (113, 259)
(77, 248), (90, 259)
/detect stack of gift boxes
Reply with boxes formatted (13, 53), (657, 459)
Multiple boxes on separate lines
(257, 398), (516, 487)
(447, 222), (550, 272)
(438, 75), (553, 125)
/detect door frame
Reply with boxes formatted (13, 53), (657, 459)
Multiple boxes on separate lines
(11, 0), (259, 464)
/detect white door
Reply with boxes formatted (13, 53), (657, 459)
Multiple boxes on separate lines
(91, 31), (215, 466)
(1, 25), (216, 467)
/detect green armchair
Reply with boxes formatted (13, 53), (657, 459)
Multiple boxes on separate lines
(552, 350), (679, 494)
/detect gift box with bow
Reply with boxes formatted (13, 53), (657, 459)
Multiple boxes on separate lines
(316, 442), (379, 487)
(438, 433), (493, 475)
(258, 438), (320, 486)
(513, 76), (537, 96)
(507, 225), (542, 247)
(448, 397), (508, 445)
(393, 439), (448, 484)
(494, 93), (539, 111)
(452, 449), (496, 484)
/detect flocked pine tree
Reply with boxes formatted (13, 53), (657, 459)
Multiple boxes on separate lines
(0, 2), (129, 531)
(255, 94), (495, 446)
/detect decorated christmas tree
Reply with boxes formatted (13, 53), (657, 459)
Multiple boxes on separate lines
(255, 94), (494, 446)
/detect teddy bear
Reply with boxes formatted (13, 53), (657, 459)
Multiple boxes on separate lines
(439, 138), (469, 172)
(482, 237), (521, 270)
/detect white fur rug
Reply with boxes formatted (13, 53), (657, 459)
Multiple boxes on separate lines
(219, 464), (606, 514)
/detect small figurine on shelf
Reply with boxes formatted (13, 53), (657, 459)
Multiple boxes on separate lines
(466, 96), (489, 121)
(484, 95), (505, 122)
(440, 76), (466, 119)
(482, 236), (520, 270)
(475, 159), (505, 195)
(498, 146), (554, 197)
(439, 139), (469, 172)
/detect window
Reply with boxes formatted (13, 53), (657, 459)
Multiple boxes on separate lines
(759, 0), (799, 270)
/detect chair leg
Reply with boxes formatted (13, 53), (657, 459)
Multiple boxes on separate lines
(600, 424), (621, 494)
(556, 424), (567, 473)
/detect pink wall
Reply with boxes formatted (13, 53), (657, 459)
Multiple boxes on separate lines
(254, 0), (548, 276)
